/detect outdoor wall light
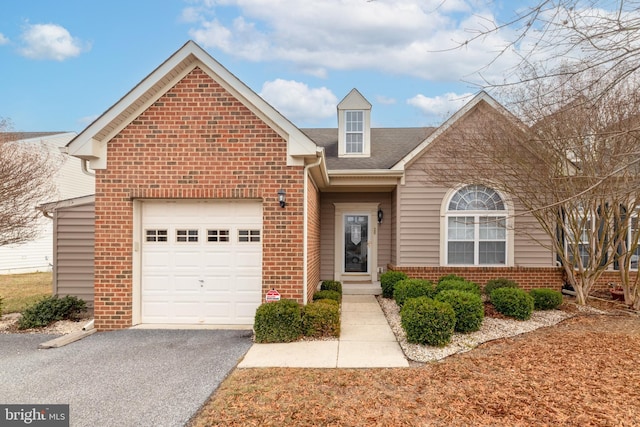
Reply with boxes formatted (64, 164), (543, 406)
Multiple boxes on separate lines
(278, 189), (286, 208)
(377, 208), (384, 224)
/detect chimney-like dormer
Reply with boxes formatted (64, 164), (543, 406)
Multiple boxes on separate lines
(337, 88), (371, 158)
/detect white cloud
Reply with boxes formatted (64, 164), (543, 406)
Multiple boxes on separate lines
(19, 23), (89, 61)
(407, 92), (474, 119)
(0, 33), (9, 45)
(376, 95), (396, 105)
(184, 0), (519, 82)
(259, 79), (337, 124)
(77, 114), (99, 127)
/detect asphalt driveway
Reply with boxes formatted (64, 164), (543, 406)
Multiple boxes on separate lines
(0, 329), (253, 427)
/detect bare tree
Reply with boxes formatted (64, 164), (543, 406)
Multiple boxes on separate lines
(0, 118), (60, 246)
(425, 74), (640, 307)
(462, 0), (640, 101)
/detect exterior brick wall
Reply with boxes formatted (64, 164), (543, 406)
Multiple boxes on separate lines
(388, 265), (634, 292)
(94, 67), (305, 330)
(306, 176), (322, 302)
(388, 265), (565, 291)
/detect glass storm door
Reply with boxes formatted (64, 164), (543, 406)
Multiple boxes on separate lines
(344, 215), (369, 273)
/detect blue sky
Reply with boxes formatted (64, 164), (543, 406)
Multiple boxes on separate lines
(0, 0), (533, 132)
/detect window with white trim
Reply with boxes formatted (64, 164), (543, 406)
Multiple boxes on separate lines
(145, 229), (168, 242)
(566, 215), (592, 268)
(446, 185), (507, 265)
(345, 111), (364, 153)
(207, 229), (230, 243)
(238, 229), (260, 243)
(176, 229), (198, 242)
(630, 216), (640, 270)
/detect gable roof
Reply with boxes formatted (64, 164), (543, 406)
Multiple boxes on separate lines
(66, 40), (320, 169)
(392, 91), (524, 170)
(303, 127), (435, 170)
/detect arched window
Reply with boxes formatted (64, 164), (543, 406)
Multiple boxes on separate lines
(446, 185), (508, 265)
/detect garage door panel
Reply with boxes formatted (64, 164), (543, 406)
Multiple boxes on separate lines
(141, 200), (262, 325)
(142, 275), (171, 292)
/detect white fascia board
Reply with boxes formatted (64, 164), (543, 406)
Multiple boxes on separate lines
(328, 169), (404, 178)
(391, 91), (523, 171)
(38, 194), (95, 212)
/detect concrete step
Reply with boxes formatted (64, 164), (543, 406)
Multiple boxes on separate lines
(342, 282), (382, 295)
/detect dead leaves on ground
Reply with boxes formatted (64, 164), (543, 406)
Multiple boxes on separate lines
(191, 315), (640, 427)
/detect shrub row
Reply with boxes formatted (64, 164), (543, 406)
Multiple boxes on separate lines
(18, 295), (87, 330)
(393, 273), (564, 346)
(254, 281), (343, 342)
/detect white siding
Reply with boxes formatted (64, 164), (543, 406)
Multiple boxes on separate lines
(0, 133), (94, 274)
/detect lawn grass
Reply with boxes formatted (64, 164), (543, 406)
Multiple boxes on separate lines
(0, 272), (52, 314)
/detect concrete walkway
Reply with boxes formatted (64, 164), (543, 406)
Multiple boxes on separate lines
(238, 295), (409, 368)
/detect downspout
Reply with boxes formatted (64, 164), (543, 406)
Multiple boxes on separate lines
(80, 159), (96, 177)
(303, 153), (323, 304)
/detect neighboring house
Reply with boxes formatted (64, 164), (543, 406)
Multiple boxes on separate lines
(62, 41), (572, 331)
(0, 132), (94, 274)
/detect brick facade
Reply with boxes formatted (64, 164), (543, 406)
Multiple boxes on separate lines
(306, 177), (322, 302)
(94, 67), (306, 330)
(388, 265), (632, 292)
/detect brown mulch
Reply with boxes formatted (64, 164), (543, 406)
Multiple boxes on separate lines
(191, 313), (640, 427)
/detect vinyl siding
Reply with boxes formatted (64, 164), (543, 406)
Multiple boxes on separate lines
(398, 147), (553, 268)
(319, 192), (392, 280)
(53, 202), (95, 306)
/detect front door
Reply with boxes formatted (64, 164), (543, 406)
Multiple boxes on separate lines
(344, 214), (369, 273)
(334, 203), (379, 283)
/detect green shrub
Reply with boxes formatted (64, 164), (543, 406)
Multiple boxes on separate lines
(380, 270), (409, 298)
(18, 295), (87, 330)
(437, 274), (466, 284)
(314, 298), (339, 307)
(436, 279), (481, 296)
(312, 290), (341, 303)
(435, 290), (484, 333)
(302, 302), (340, 338)
(484, 278), (519, 297)
(530, 288), (563, 310)
(490, 288), (535, 320)
(253, 299), (302, 343)
(320, 280), (343, 294)
(400, 297), (456, 347)
(393, 279), (436, 307)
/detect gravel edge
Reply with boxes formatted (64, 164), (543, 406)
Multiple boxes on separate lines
(377, 296), (601, 363)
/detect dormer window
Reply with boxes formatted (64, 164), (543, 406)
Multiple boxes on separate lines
(337, 89), (372, 158)
(345, 111), (364, 153)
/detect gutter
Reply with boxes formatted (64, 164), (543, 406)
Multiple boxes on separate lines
(303, 152), (323, 305)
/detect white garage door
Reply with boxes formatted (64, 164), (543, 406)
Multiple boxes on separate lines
(141, 200), (262, 325)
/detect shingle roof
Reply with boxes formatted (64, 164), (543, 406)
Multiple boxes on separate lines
(301, 127), (436, 170)
(0, 132), (67, 142)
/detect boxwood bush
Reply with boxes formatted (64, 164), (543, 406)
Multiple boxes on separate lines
(437, 274), (466, 284)
(320, 280), (343, 294)
(530, 288), (563, 310)
(400, 297), (456, 347)
(484, 278), (519, 298)
(18, 295), (87, 330)
(314, 298), (339, 307)
(435, 290), (484, 333)
(490, 287), (535, 320)
(393, 279), (436, 307)
(380, 270), (408, 298)
(436, 279), (481, 296)
(313, 290), (341, 303)
(253, 299), (302, 343)
(302, 301), (340, 338)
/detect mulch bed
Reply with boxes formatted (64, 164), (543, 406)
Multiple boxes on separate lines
(191, 310), (640, 426)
